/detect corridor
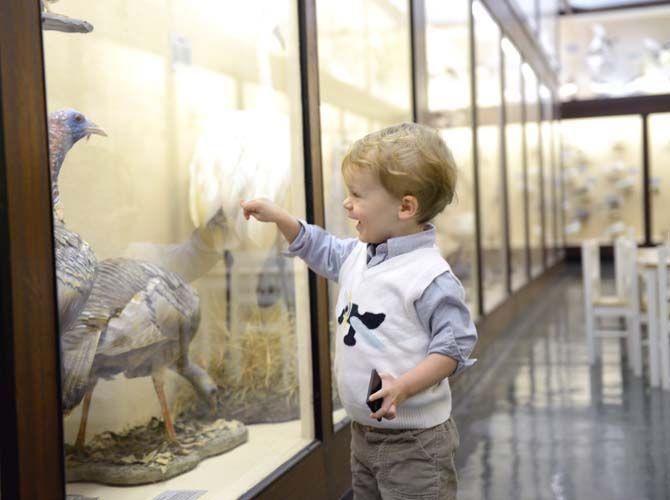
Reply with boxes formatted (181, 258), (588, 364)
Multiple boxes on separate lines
(454, 266), (670, 500)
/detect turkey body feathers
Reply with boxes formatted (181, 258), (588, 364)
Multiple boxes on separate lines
(61, 258), (201, 413)
(54, 219), (98, 331)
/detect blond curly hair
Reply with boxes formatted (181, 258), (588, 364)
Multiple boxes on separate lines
(341, 122), (457, 223)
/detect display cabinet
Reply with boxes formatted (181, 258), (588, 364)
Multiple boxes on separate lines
(0, 0), (345, 498)
(560, 115), (644, 246)
(560, 6), (670, 101)
(503, 38), (529, 291)
(316, 0), (413, 427)
(523, 64), (544, 277)
(649, 113), (670, 242)
(540, 84), (556, 265)
(474, 1), (507, 313)
(552, 106), (565, 256)
(43, 1), (318, 498)
(424, 0), (479, 318)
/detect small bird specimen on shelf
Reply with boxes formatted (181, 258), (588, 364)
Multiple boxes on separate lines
(49, 109), (106, 330)
(41, 0), (93, 33)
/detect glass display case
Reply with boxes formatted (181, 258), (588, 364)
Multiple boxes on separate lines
(561, 116), (644, 245)
(503, 38), (528, 291)
(540, 84), (556, 265)
(560, 6), (670, 100)
(523, 64), (544, 277)
(425, 0), (478, 317)
(648, 113), (670, 242)
(474, 1), (507, 313)
(44, 1), (314, 497)
(316, 0), (413, 426)
(553, 111), (565, 256)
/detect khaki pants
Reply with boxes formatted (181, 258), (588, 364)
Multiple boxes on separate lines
(350, 419), (459, 500)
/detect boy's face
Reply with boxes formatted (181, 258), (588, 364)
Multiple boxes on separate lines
(342, 170), (404, 244)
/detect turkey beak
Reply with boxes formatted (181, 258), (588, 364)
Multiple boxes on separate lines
(85, 122), (107, 138)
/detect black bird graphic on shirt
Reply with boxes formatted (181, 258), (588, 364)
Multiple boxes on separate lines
(337, 303), (385, 347)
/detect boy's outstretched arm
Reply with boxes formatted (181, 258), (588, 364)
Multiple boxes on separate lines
(241, 199), (301, 243)
(368, 353), (457, 421)
(241, 198), (357, 282)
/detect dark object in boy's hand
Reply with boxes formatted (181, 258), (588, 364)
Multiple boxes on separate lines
(366, 369), (382, 422)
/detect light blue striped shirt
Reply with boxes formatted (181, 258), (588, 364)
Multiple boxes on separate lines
(287, 221), (477, 376)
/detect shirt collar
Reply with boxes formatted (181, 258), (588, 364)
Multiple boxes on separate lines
(367, 223), (436, 260)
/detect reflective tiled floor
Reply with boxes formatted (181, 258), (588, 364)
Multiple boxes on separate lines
(453, 266), (670, 500)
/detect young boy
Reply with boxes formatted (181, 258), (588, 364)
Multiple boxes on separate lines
(241, 122), (477, 500)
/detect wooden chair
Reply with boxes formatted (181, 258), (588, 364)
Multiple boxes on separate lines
(655, 244), (670, 390)
(582, 238), (642, 375)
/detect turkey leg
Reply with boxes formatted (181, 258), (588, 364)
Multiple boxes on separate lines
(74, 381), (96, 450)
(152, 371), (177, 442)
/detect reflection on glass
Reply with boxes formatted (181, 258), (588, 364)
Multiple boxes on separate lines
(648, 113), (670, 242)
(317, 0), (413, 426)
(474, 2), (506, 313)
(44, 2), (313, 497)
(426, 0), (478, 317)
(503, 39), (528, 291)
(561, 116), (643, 245)
(540, 85), (555, 265)
(523, 65), (543, 277)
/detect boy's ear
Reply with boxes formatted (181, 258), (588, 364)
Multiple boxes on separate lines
(398, 195), (419, 220)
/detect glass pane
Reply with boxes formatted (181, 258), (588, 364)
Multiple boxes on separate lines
(514, 0), (538, 31)
(503, 40), (528, 291)
(649, 113), (670, 242)
(44, 2), (313, 497)
(523, 65), (543, 277)
(426, 0), (478, 317)
(560, 6), (670, 100)
(540, 84), (555, 265)
(539, 0), (559, 66)
(554, 117), (565, 256)
(316, 0), (413, 427)
(561, 116), (644, 245)
(474, 2), (506, 313)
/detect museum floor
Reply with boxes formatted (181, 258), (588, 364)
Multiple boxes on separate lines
(453, 265), (670, 500)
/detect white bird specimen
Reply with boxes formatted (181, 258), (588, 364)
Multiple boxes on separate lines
(188, 8), (291, 251)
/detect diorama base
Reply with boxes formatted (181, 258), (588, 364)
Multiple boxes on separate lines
(65, 417), (247, 486)
(190, 386), (300, 424)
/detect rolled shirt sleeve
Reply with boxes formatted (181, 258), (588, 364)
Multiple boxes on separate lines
(285, 219), (358, 283)
(415, 270), (478, 376)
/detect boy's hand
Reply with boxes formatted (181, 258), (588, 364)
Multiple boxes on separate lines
(240, 198), (284, 223)
(367, 372), (408, 421)
(240, 198), (301, 244)
(368, 354), (457, 421)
